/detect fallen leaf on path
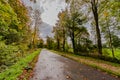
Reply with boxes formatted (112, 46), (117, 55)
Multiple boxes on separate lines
(66, 75), (70, 79)
(83, 77), (88, 80)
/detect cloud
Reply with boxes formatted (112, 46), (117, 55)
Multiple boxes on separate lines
(40, 0), (67, 26)
(39, 22), (54, 40)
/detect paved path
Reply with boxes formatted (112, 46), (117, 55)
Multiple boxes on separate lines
(30, 49), (120, 80)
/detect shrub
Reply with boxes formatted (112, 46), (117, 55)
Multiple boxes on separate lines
(0, 49), (41, 80)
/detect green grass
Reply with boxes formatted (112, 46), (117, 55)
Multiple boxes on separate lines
(51, 50), (120, 77)
(68, 48), (120, 59)
(68, 48), (73, 53)
(0, 49), (41, 80)
(103, 48), (120, 59)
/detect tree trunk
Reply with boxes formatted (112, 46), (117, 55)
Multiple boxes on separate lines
(71, 17), (76, 54)
(108, 25), (115, 58)
(71, 31), (76, 54)
(63, 36), (65, 52)
(33, 26), (37, 48)
(91, 0), (102, 56)
(57, 36), (60, 50)
(63, 28), (66, 52)
(72, 38), (75, 54)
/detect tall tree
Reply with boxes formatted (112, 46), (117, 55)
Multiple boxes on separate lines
(91, 0), (102, 55)
(32, 9), (41, 48)
(63, 0), (90, 54)
(53, 25), (61, 50)
(58, 11), (67, 51)
(100, 11), (115, 58)
(99, 1), (120, 58)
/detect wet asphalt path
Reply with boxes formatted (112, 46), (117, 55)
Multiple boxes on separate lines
(30, 49), (120, 80)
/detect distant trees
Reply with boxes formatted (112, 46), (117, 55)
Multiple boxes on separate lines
(46, 36), (55, 49)
(53, 26), (61, 50)
(37, 38), (44, 48)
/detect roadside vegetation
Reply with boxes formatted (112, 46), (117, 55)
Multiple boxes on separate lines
(0, 0), (120, 79)
(45, 0), (120, 63)
(45, 0), (120, 76)
(103, 48), (120, 59)
(0, 0), (42, 77)
(0, 49), (41, 80)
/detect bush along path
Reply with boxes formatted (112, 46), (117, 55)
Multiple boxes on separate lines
(0, 49), (41, 80)
(30, 49), (120, 80)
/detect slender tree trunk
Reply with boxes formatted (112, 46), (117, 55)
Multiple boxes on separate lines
(71, 17), (76, 54)
(91, 0), (102, 56)
(33, 26), (37, 48)
(57, 33), (60, 50)
(106, 16), (115, 58)
(71, 29), (76, 54)
(72, 35), (75, 54)
(63, 28), (66, 52)
(57, 36), (60, 50)
(63, 36), (65, 52)
(108, 25), (115, 58)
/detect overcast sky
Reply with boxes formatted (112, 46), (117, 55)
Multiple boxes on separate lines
(39, 0), (67, 26)
(39, 0), (67, 40)
(22, 0), (67, 40)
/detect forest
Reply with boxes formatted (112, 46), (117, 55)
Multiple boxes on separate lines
(46, 0), (120, 62)
(0, 0), (120, 79)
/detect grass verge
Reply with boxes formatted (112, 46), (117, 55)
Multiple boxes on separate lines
(18, 53), (39, 80)
(0, 49), (41, 80)
(51, 50), (120, 78)
(103, 48), (120, 59)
